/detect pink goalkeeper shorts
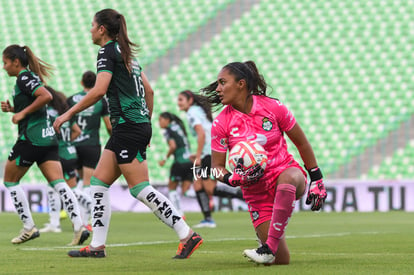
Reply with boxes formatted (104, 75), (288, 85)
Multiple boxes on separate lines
(243, 161), (306, 228)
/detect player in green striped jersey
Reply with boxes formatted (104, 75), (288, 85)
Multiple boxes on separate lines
(158, 112), (195, 218)
(54, 9), (202, 258)
(1, 45), (89, 245)
(68, 71), (112, 226)
(40, 86), (94, 233)
(68, 71), (111, 191)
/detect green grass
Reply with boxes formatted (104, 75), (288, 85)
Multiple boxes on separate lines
(0, 211), (413, 274)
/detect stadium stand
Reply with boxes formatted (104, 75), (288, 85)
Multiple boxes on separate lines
(0, 0), (413, 182)
(150, 0), (414, 179)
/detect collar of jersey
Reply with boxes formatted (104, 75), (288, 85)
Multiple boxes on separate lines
(18, 69), (28, 75)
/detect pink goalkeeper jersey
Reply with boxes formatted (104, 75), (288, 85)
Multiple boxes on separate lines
(211, 95), (297, 193)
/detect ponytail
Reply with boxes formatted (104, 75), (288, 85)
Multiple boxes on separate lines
(3, 44), (53, 84)
(160, 112), (188, 137)
(94, 9), (139, 73)
(202, 60), (269, 110)
(45, 86), (69, 115)
(179, 90), (213, 122)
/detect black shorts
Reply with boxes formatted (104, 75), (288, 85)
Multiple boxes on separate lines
(105, 122), (152, 164)
(60, 158), (77, 180)
(194, 155), (212, 180)
(8, 140), (59, 167)
(170, 162), (193, 182)
(76, 145), (101, 169)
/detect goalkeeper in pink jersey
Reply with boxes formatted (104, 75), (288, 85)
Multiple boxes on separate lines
(202, 61), (327, 265)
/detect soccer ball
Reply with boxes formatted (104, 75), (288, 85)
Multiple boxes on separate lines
(228, 140), (268, 172)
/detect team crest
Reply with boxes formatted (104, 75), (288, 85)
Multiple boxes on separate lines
(262, 118), (273, 131)
(220, 138), (228, 148)
(252, 211), (260, 221)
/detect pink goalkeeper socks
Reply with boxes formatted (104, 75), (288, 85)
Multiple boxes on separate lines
(266, 184), (297, 254)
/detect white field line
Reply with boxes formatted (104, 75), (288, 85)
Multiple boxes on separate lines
(20, 231), (380, 251)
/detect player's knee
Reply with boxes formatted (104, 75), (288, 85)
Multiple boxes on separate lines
(278, 166), (304, 182)
(129, 181), (150, 198)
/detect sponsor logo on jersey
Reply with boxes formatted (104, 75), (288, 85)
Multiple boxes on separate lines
(213, 118), (219, 127)
(21, 76), (28, 80)
(25, 79), (39, 90)
(42, 126), (55, 138)
(74, 134), (90, 142)
(80, 105), (95, 116)
(132, 60), (141, 72)
(72, 94), (84, 102)
(262, 117), (273, 131)
(246, 134), (267, 145)
(97, 58), (107, 70)
(47, 108), (58, 117)
(230, 127), (239, 137)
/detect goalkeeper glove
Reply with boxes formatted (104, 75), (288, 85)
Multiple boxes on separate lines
(223, 159), (264, 187)
(305, 167), (327, 211)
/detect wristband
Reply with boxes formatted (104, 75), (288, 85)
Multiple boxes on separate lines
(223, 173), (232, 185)
(307, 167), (323, 182)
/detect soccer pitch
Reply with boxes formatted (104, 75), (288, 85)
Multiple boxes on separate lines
(0, 211), (412, 274)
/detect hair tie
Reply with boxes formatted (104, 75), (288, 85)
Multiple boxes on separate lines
(183, 90), (193, 98)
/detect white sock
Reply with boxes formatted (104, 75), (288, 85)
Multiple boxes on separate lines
(90, 185), (111, 248)
(7, 184), (35, 230)
(72, 188), (92, 226)
(77, 179), (84, 189)
(82, 184), (91, 197)
(168, 190), (183, 216)
(184, 188), (196, 198)
(136, 185), (190, 240)
(46, 186), (61, 228)
(53, 181), (83, 231)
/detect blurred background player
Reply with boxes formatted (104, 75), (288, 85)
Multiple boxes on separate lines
(177, 90), (243, 228)
(158, 111), (196, 219)
(67, 71), (112, 225)
(53, 9), (203, 258)
(40, 86), (94, 233)
(1, 45), (89, 245)
(203, 61), (327, 264)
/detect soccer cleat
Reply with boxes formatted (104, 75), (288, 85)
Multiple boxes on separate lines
(243, 244), (275, 264)
(39, 224), (62, 233)
(68, 226), (90, 246)
(175, 243), (184, 256)
(193, 219), (216, 228)
(68, 245), (106, 258)
(173, 232), (203, 259)
(11, 227), (40, 244)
